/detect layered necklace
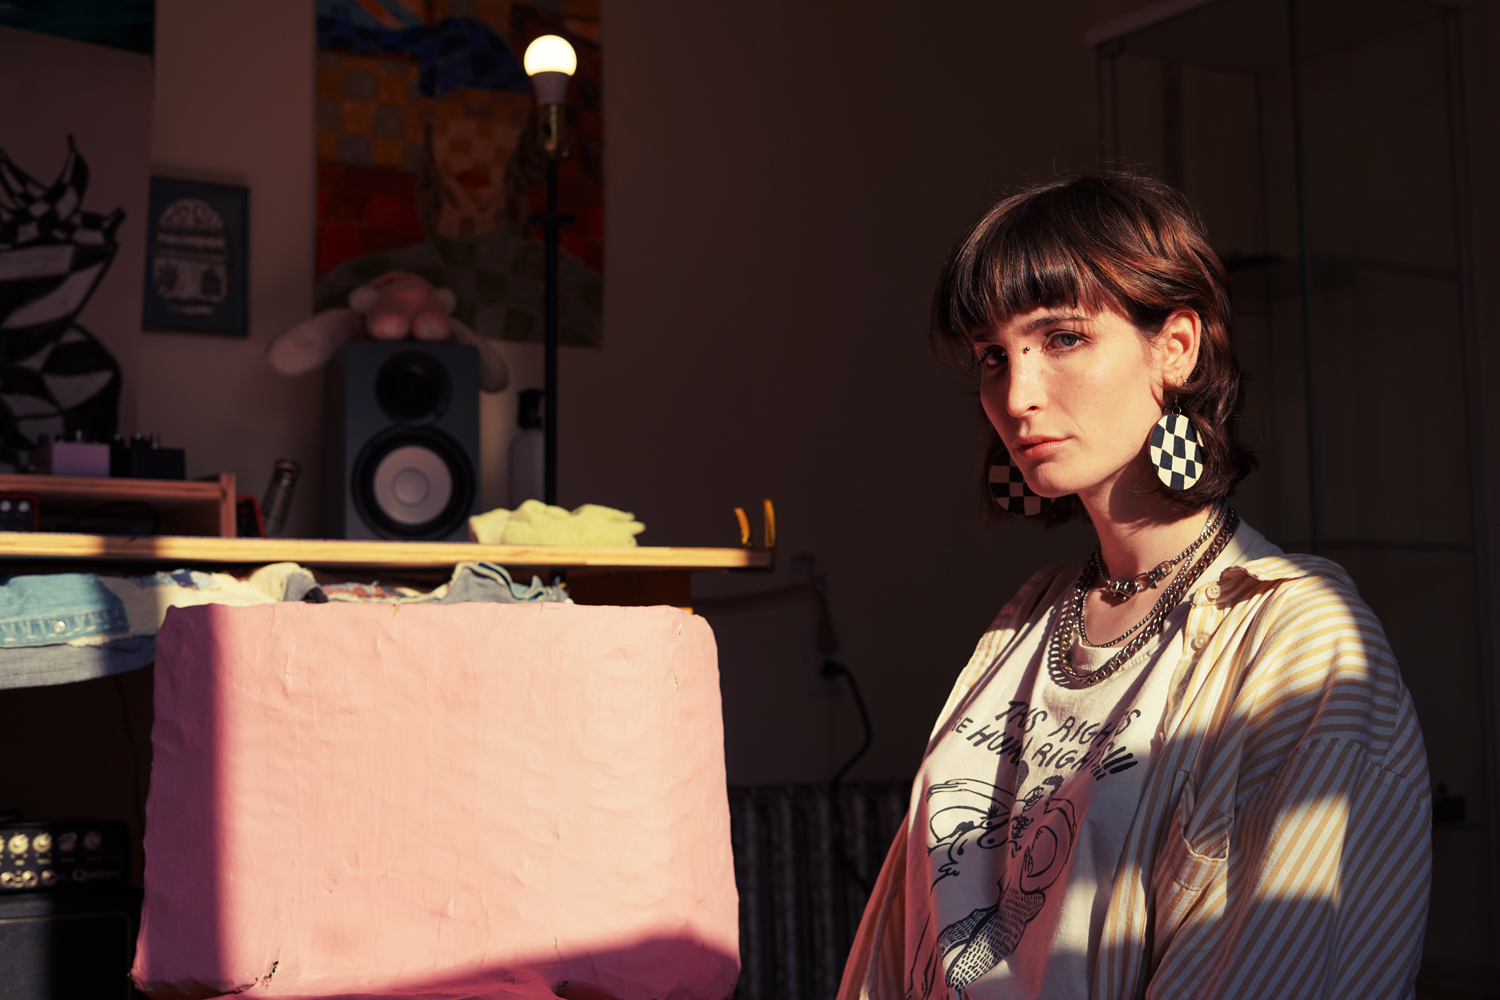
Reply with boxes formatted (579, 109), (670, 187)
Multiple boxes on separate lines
(1079, 500), (1228, 649)
(1047, 502), (1238, 690)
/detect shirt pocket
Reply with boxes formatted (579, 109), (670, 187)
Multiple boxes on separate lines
(1154, 769), (1231, 939)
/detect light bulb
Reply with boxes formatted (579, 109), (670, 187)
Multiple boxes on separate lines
(524, 35), (577, 77)
(525, 35), (576, 107)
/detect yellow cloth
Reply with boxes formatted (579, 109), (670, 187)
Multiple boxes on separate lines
(469, 500), (644, 547)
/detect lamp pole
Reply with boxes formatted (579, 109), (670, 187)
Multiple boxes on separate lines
(524, 35), (577, 508)
(537, 153), (573, 506)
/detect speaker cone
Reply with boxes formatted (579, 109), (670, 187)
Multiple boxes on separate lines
(375, 350), (452, 425)
(351, 427), (475, 539)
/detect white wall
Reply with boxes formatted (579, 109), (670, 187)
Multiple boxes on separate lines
(145, 0), (322, 533)
(568, 0), (1117, 785)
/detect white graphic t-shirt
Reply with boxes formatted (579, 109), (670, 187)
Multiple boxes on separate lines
(903, 522), (1270, 1000)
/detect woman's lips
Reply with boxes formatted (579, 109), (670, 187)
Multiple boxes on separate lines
(1014, 437), (1067, 460)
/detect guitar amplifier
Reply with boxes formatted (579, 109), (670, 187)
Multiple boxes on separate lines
(0, 887), (141, 1000)
(0, 820), (128, 893)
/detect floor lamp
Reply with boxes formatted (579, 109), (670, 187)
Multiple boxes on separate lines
(523, 34), (576, 506)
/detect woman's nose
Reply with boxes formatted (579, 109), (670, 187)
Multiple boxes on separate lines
(1003, 359), (1045, 417)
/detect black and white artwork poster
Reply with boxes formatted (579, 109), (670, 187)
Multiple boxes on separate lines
(0, 24), (150, 469)
(143, 178), (249, 336)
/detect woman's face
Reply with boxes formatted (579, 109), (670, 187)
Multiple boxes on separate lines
(974, 306), (1198, 501)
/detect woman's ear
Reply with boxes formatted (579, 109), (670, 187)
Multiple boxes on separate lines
(1158, 308), (1201, 390)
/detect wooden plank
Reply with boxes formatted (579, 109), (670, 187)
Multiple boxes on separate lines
(0, 532), (772, 570)
(0, 473), (235, 537)
(0, 473), (222, 502)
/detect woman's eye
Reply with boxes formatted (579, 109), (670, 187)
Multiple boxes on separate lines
(978, 347), (1007, 369)
(1052, 332), (1081, 349)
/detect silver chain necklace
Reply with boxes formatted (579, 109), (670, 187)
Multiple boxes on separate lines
(1080, 501), (1228, 648)
(1047, 506), (1238, 689)
(1094, 502), (1227, 601)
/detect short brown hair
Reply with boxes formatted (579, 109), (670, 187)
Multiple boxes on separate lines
(932, 173), (1255, 525)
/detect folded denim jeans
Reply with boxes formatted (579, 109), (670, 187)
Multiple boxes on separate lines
(0, 573), (128, 647)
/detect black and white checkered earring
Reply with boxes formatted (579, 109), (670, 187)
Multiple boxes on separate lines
(989, 446), (1051, 517)
(1149, 409), (1203, 490)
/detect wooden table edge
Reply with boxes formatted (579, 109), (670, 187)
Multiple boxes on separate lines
(0, 533), (773, 570)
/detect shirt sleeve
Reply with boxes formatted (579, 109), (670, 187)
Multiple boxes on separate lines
(1145, 573), (1432, 1000)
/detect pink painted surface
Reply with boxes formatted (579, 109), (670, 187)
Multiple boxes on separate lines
(132, 602), (739, 1000)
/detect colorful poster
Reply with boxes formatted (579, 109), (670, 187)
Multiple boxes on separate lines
(314, 0), (602, 348)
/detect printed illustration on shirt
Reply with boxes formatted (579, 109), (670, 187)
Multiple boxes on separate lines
(907, 702), (1144, 999)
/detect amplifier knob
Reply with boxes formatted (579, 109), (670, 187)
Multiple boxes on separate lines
(31, 833), (51, 854)
(58, 832), (77, 852)
(0, 872), (12, 886)
(17, 870), (35, 887)
(40, 870), (56, 886)
(83, 830), (101, 851)
(6, 834), (26, 855)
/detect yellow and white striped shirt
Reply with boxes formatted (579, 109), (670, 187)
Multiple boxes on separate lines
(838, 547), (1431, 1000)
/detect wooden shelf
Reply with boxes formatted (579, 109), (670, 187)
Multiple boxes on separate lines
(0, 532), (772, 572)
(0, 473), (236, 538)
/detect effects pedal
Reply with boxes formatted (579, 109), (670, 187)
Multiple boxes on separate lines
(111, 433), (186, 479)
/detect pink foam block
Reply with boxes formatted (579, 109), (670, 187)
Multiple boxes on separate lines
(132, 602), (739, 1000)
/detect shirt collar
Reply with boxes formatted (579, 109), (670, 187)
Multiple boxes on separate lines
(1191, 518), (1345, 598)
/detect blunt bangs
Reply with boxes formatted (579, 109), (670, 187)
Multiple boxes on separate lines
(930, 173), (1255, 525)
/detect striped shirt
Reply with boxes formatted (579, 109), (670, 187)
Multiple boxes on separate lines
(838, 545), (1431, 1000)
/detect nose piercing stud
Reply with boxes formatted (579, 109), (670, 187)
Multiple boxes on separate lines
(1022, 347), (1030, 354)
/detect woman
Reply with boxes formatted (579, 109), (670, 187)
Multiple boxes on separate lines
(838, 175), (1430, 1000)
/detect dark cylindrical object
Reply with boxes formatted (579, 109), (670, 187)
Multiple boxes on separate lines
(509, 389), (545, 508)
(543, 158), (559, 506)
(261, 458), (301, 538)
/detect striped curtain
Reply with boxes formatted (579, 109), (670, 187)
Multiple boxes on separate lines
(728, 780), (910, 1000)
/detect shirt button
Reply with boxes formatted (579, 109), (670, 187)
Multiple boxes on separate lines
(1192, 634), (1210, 651)
(51, 621), (66, 634)
(1204, 582), (1221, 601)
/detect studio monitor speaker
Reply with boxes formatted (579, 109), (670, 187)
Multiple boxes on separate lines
(325, 341), (479, 541)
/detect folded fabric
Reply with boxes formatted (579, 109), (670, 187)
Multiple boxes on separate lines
(0, 562), (570, 690)
(91, 568), (282, 642)
(0, 573), (129, 647)
(315, 562), (569, 606)
(469, 499), (645, 547)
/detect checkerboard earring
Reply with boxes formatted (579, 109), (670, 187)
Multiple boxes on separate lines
(1149, 407), (1204, 490)
(989, 445), (1051, 517)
